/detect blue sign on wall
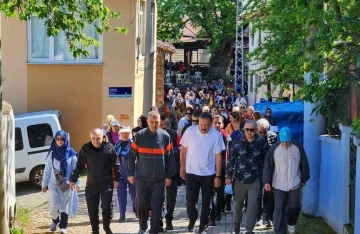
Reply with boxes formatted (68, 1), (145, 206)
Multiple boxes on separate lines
(109, 87), (132, 98)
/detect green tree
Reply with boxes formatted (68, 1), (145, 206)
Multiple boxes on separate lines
(157, 0), (237, 80)
(0, 0), (128, 57)
(244, 0), (360, 119)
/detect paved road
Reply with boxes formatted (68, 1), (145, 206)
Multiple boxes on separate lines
(16, 181), (275, 234)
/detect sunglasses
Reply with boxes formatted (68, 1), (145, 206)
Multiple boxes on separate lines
(240, 107), (246, 109)
(266, 111), (272, 113)
(185, 112), (192, 115)
(192, 119), (199, 123)
(244, 128), (256, 132)
(56, 138), (65, 142)
(258, 131), (267, 135)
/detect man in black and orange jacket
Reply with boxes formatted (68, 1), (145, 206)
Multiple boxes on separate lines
(127, 111), (176, 234)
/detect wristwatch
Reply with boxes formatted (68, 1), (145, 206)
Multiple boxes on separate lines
(215, 175), (221, 179)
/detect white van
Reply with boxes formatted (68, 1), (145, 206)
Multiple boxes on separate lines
(15, 110), (61, 187)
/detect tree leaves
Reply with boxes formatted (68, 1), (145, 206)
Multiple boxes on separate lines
(157, 0), (236, 53)
(245, 0), (360, 114)
(0, 0), (127, 57)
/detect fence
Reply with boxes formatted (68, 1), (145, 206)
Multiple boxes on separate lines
(326, 76), (360, 135)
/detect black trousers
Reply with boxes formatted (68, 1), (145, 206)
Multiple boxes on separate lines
(263, 190), (275, 220)
(210, 175), (225, 219)
(165, 182), (178, 221)
(186, 173), (215, 231)
(136, 179), (165, 234)
(85, 186), (113, 233)
(273, 188), (301, 234)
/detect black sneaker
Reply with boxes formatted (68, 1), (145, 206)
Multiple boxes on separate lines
(215, 214), (221, 221)
(208, 218), (215, 227)
(166, 220), (174, 230)
(234, 222), (240, 234)
(225, 204), (231, 212)
(104, 228), (113, 234)
(188, 220), (196, 232)
(158, 227), (164, 232)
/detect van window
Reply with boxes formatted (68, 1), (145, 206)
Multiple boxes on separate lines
(15, 128), (24, 151)
(27, 124), (53, 148)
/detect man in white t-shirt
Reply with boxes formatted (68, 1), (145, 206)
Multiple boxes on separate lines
(180, 112), (225, 234)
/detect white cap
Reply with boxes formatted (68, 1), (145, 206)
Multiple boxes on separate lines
(110, 119), (120, 127)
(270, 126), (279, 133)
(119, 126), (131, 133)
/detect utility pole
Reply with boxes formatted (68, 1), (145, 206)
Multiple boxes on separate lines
(234, 0), (245, 95)
(143, 0), (154, 114)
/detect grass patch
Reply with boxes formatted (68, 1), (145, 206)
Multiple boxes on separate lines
(296, 214), (336, 234)
(15, 207), (31, 225)
(10, 228), (24, 234)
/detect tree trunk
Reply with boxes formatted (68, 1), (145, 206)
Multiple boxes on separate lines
(207, 39), (233, 82)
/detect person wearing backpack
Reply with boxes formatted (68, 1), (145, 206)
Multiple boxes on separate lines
(42, 130), (79, 234)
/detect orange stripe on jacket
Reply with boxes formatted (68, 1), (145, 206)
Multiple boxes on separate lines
(164, 143), (173, 151)
(138, 147), (166, 155)
(131, 142), (139, 150)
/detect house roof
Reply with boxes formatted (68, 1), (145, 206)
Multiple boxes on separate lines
(180, 17), (209, 43)
(156, 40), (176, 53)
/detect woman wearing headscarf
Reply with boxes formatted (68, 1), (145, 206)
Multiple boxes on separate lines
(42, 130), (79, 234)
(114, 126), (137, 222)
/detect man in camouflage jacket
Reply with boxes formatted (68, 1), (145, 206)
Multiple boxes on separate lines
(226, 120), (269, 234)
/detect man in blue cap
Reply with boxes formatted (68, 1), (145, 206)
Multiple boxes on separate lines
(263, 127), (310, 234)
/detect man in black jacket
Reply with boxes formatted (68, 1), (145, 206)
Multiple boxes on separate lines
(70, 128), (120, 234)
(128, 111), (176, 234)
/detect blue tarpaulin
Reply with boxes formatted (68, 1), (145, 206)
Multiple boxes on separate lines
(254, 101), (304, 144)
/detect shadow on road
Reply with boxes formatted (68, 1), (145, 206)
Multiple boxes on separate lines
(16, 181), (41, 197)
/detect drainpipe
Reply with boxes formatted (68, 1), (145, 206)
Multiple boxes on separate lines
(143, 0), (153, 114)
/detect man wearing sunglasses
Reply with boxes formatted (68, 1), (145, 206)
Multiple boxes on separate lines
(180, 110), (200, 138)
(226, 120), (269, 234)
(177, 107), (193, 135)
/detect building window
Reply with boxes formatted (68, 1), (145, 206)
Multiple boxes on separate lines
(28, 16), (102, 63)
(251, 32), (255, 47)
(258, 30), (262, 46)
(27, 123), (53, 148)
(138, 1), (144, 58)
(250, 75), (254, 92)
(150, 3), (155, 52)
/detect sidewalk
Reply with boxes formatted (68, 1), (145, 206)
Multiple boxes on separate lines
(18, 182), (275, 233)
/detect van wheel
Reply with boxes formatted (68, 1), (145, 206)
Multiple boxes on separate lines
(31, 166), (44, 188)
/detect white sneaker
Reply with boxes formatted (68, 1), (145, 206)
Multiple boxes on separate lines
(255, 219), (263, 226)
(49, 222), (57, 232)
(60, 228), (67, 234)
(288, 225), (295, 234)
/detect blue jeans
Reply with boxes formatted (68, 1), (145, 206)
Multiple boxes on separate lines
(116, 163), (136, 219)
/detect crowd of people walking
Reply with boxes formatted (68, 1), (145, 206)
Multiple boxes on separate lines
(40, 81), (310, 234)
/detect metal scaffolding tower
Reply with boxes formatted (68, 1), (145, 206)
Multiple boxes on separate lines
(234, 0), (245, 94)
